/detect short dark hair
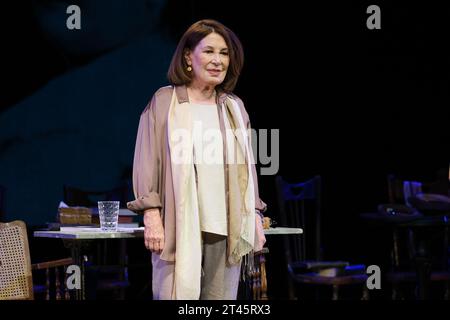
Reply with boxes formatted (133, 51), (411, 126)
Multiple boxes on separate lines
(167, 19), (244, 94)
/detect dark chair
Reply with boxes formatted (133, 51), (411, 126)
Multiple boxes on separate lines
(62, 183), (131, 299)
(239, 248), (270, 300)
(275, 175), (368, 300)
(0, 221), (74, 300)
(387, 172), (450, 206)
(385, 174), (450, 300)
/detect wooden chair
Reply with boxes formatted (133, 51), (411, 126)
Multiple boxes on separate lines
(253, 248), (269, 300)
(239, 247), (269, 300)
(385, 174), (450, 300)
(0, 221), (73, 300)
(387, 172), (450, 205)
(275, 175), (368, 300)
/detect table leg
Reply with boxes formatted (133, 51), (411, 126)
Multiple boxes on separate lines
(63, 239), (90, 300)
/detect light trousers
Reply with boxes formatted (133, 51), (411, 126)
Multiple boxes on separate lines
(151, 232), (241, 300)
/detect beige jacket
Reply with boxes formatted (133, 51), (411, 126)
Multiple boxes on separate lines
(127, 85), (267, 262)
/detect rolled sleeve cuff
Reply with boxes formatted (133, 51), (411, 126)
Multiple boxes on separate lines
(256, 198), (267, 214)
(127, 192), (162, 213)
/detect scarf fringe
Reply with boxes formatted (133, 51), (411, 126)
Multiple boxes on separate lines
(240, 250), (256, 282)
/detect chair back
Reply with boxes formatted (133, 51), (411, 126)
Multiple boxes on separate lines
(388, 172), (449, 205)
(276, 175), (322, 265)
(0, 221), (33, 300)
(386, 175), (450, 273)
(387, 174), (423, 205)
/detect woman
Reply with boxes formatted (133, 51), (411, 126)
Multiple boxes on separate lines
(127, 19), (267, 300)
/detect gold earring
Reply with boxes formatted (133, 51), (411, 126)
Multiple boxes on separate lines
(187, 66), (192, 72)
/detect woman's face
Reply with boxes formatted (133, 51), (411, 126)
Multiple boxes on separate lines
(185, 32), (230, 88)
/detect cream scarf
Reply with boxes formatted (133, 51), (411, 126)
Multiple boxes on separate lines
(167, 88), (255, 299)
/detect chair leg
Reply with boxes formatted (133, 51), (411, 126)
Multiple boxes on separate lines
(287, 279), (297, 300)
(332, 285), (339, 300)
(259, 254), (268, 300)
(391, 283), (406, 300)
(64, 268), (71, 300)
(361, 287), (369, 300)
(391, 285), (398, 300)
(445, 282), (450, 300)
(45, 268), (50, 300)
(55, 267), (61, 300)
(254, 264), (261, 300)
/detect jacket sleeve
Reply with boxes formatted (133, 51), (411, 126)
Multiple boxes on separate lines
(249, 120), (268, 214)
(236, 96), (268, 214)
(127, 95), (162, 213)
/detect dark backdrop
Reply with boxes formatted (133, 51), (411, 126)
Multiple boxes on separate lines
(1, 0), (449, 299)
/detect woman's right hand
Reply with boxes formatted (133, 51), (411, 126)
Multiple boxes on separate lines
(143, 208), (165, 254)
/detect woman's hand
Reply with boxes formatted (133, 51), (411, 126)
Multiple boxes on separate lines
(143, 208), (165, 254)
(254, 213), (266, 252)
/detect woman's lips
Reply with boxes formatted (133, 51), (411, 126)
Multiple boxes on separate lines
(207, 69), (221, 76)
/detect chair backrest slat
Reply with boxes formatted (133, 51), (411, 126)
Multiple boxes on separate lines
(276, 176), (322, 265)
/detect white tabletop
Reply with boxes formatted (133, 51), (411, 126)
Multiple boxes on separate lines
(33, 227), (302, 239)
(264, 227), (303, 235)
(34, 227), (144, 239)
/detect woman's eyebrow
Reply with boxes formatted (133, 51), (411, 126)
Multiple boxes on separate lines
(203, 45), (228, 51)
